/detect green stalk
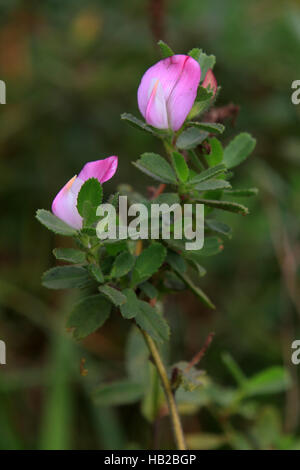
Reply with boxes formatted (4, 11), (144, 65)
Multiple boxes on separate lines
(140, 329), (187, 450)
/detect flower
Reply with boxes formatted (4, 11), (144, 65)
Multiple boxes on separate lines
(52, 156), (118, 229)
(202, 69), (217, 96)
(137, 55), (201, 132)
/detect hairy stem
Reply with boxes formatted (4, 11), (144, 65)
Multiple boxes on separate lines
(140, 329), (187, 450)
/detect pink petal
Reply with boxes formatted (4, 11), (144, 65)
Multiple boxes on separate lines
(51, 175), (83, 229)
(202, 69), (217, 96)
(137, 55), (201, 131)
(145, 79), (168, 129)
(78, 156), (118, 183)
(51, 156), (118, 230)
(167, 56), (201, 131)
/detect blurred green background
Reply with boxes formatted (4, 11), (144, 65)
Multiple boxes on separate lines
(1, 0), (300, 450)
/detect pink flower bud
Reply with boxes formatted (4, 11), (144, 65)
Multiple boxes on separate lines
(202, 69), (217, 96)
(137, 55), (201, 132)
(52, 156), (118, 229)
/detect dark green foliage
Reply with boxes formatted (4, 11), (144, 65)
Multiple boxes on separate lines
(42, 266), (90, 289)
(3, 1), (299, 450)
(36, 210), (77, 236)
(66, 295), (112, 340)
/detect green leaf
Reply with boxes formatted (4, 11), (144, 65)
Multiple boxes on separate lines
(135, 301), (170, 343)
(121, 113), (159, 137)
(82, 201), (97, 226)
(189, 163), (226, 184)
(193, 179), (231, 192)
(167, 236), (223, 258)
(76, 178), (103, 221)
(157, 40), (174, 58)
(200, 51), (216, 77)
(66, 294), (111, 340)
(171, 151), (189, 183)
(94, 380), (144, 406)
(166, 250), (187, 274)
(199, 53), (216, 81)
(188, 260), (207, 277)
(99, 285), (127, 306)
(188, 150), (205, 172)
(224, 188), (259, 197)
(111, 251), (135, 278)
(88, 264), (104, 283)
(133, 153), (177, 184)
(177, 128), (209, 150)
(188, 122), (224, 134)
(207, 137), (223, 166)
(182, 237), (223, 258)
(187, 87), (213, 119)
(176, 271), (215, 309)
(154, 193), (180, 205)
(196, 198), (249, 215)
(245, 367), (291, 397)
(188, 48), (202, 61)
(188, 48), (216, 79)
(164, 271), (186, 291)
(99, 256), (114, 275)
(131, 243), (166, 286)
(206, 219), (232, 238)
(120, 288), (140, 319)
(139, 282), (158, 299)
(223, 133), (256, 169)
(53, 248), (86, 264)
(42, 266), (90, 289)
(36, 209), (77, 237)
(106, 240), (127, 256)
(197, 237), (224, 256)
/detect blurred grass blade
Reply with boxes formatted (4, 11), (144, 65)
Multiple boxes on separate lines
(222, 352), (247, 387)
(39, 335), (74, 450)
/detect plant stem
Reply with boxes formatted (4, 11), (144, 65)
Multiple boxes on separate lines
(140, 329), (187, 450)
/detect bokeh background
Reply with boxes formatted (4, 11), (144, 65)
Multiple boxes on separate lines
(1, 0), (300, 450)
